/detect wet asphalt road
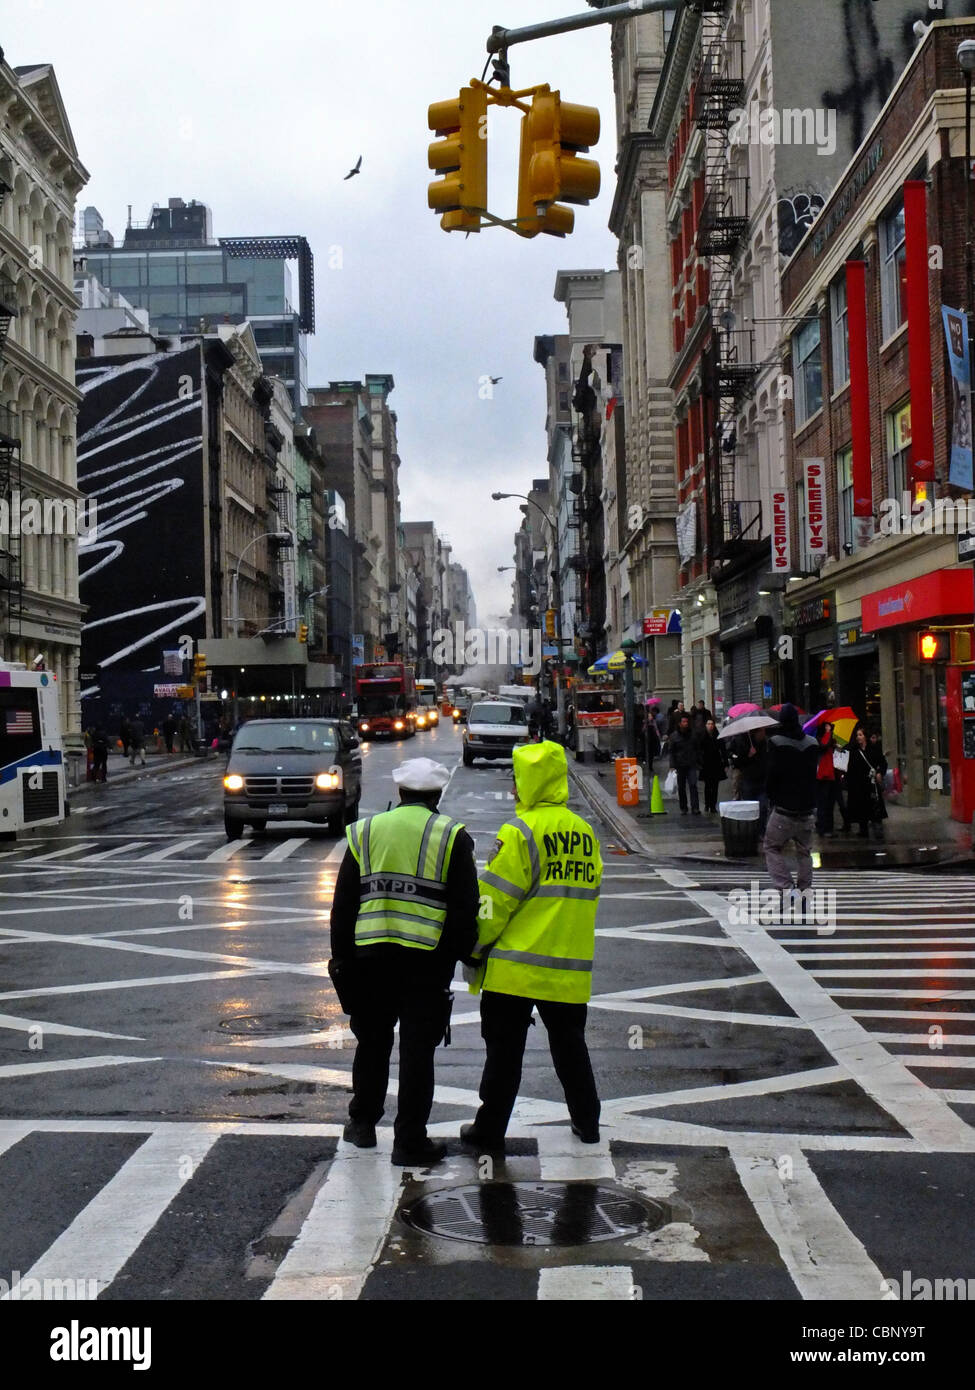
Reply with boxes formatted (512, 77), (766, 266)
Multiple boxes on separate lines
(1, 722), (975, 1307)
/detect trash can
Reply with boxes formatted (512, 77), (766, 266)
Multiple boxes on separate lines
(719, 800), (761, 858)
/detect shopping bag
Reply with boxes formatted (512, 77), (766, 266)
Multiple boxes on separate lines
(832, 749), (849, 773)
(663, 769), (678, 797)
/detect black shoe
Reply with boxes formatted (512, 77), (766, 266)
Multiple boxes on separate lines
(571, 1122), (600, 1144)
(391, 1138), (447, 1167)
(342, 1120), (377, 1148)
(692, 809), (701, 815)
(459, 1123), (506, 1155)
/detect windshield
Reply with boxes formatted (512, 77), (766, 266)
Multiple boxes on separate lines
(233, 723), (338, 753)
(470, 703), (527, 725)
(359, 695), (406, 717)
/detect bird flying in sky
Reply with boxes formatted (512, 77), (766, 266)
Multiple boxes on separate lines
(344, 156), (362, 180)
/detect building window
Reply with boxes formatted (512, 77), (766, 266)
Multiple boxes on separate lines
(558, 391), (570, 413)
(836, 445), (853, 552)
(887, 400), (912, 499)
(881, 198), (908, 341)
(793, 317), (822, 426)
(829, 275), (849, 388)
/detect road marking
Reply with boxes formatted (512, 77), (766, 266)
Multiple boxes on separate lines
(205, 840), (249, 862)
(693, 889), (975, 1150)
(261, 838), (309, 862)
(601, 1066), (848, 1115)
(0, 1126), (219, 1301)
(325, 841), (347, 863)
(588, 998), (810, 1029)
(28, 843), (98, 862)
(83, 841), (152, 862)
(537, 1266), (636, 1300)
(0, 1054), (160, 1080)
(731, 1151), (887, 1300)
(0, 1011), (143, 1042)
(535, 1127), (614, 1180)
(141, 839), (207, 862)
(0, 967), (273, 1002)
(262, 1136), (402, 1300)
(654, 869), (700, 888)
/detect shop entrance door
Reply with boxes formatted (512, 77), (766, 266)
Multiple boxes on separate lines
(921, 663), (951, 796)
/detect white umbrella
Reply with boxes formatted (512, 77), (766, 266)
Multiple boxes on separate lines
(717, 712), (779, 740)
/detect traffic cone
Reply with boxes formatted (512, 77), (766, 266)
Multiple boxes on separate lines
(650, 773), (666, 814)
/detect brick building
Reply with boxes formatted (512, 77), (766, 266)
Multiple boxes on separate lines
(781, 19), (975, 822)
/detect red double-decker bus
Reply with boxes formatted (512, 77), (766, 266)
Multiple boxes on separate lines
(355, 662), (417, 740)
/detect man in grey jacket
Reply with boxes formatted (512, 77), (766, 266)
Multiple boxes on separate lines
(764, 704), (820, 895)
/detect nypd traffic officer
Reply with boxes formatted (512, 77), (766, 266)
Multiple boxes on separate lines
(461, 739), (603, 1153)
(329, 757), (479, 1166)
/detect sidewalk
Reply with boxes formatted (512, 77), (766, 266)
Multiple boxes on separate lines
(68, 751), (202, 798)
(569, 760), (973, 869)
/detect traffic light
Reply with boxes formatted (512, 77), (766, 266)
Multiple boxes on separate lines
(917, 630), (949, 662)
(544, 609), (556, 638)
(428, 85), (488, 233)
(516, 87), (600, 239)
(193, 653), (207, 681)
(953, 629), (974, 664)
(298, 622), (308, 644)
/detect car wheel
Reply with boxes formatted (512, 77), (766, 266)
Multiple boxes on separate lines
(344, 796), (360, 826)
(251, 820), (267, 835)
(462, 748), (474, 767)
(224, 815), (243, 841)
(327, 810), (345, 835)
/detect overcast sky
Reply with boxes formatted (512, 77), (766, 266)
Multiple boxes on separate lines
(9, 0), (621, 627)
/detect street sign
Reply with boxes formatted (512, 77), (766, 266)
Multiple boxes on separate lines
(958, 530), (975, 562)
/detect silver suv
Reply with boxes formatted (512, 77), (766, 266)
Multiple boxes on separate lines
(462, 700), (531, 766)
(222, 719), (361, 839)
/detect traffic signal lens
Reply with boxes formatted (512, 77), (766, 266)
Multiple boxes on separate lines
(427, 86), (487, 232)
(918, 631), (947, 661)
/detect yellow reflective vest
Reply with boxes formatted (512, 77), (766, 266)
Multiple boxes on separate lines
(473, 741), (602, 1003)
(347, 804), (464, 951)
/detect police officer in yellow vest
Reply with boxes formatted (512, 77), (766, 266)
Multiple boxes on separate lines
(461, 740), (603, 1154)
(330, 757), (479, 1166)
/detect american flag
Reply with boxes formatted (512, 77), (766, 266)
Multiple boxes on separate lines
(5, 710), (34, 735)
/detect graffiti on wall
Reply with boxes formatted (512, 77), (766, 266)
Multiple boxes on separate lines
(76, 345), (206, 694)
(778, 192), (826, 258)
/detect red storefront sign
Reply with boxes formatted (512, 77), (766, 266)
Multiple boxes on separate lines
(771, 490), (790, 571)
(861, 568), (974, 632)
(805, 459), (826, 556)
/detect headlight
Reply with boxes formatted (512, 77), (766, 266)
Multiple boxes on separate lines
(453, 709), (460, 718)
(224, 774), (244, 791)
(359, 722), (370, 732)
(316, 772), (340, 790)
(429, 712), (438, 723)
(417, 716), (427, 727)
(394, 720), (404, 730)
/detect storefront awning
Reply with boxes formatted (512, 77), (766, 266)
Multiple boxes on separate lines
(861, 568), (974, 633)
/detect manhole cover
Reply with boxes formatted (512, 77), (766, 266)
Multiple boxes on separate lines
(401, 1182), (666, 1247)
(218, 1014), (326, 1037)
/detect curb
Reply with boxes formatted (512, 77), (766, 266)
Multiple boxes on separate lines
(67, 756), (204, 801)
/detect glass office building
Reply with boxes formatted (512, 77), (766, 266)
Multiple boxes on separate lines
(83, 203), (314, 410)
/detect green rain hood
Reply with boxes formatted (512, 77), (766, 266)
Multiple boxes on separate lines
(513, 740), (569, 811)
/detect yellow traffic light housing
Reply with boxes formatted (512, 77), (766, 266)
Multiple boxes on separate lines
(298, 622), (309, 644)
(544, 609), (556, 638)
(517, 87), (600, 238)
(428, 86), (488, 233)
(193, 653), (207, 680)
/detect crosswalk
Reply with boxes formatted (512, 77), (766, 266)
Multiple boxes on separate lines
(0, 835), (350, 869)
(0, 1119), (917, 1301)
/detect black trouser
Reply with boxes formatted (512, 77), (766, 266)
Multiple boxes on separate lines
(473, 990), (600, 1139)
(703, 773), (722, 812)
(347, 964), (450, 1148)
(92, 748), (108, 782)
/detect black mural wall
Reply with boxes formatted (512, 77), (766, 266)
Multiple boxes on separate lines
(76, 344), (206, 722)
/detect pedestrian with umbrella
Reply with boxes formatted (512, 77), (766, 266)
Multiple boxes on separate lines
(845, 724), (888, 840)
(717, 712), (779, 830)
(763, 704), (821, 904)
(699, 717), (727, 814)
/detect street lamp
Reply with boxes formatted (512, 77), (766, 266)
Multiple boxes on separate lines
(620, 636), (637, 759)
(232, 530), (293, 637)
(492, 490), (565, 732)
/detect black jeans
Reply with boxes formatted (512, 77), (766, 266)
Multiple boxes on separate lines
(703, 774), (722, 812)
(347, 963), (451, 1148)
(676, 766), (700, 813)
(473, 990), (600, 1139)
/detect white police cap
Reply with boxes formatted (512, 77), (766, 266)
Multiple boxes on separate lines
(393, 757), (451, 792)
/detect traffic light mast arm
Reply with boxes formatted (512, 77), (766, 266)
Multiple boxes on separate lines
(486, 0), (682, 55)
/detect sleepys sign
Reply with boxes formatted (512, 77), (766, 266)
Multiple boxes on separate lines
(805, 459), (826, 557)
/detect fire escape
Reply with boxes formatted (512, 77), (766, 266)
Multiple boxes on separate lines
(694, 30), (760, 561)
(0, 216), (21, 650)
(567, 347), (605, 665)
